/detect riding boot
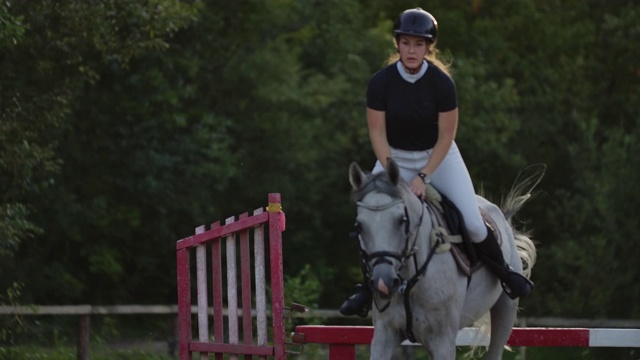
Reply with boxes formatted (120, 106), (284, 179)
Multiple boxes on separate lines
(339, 247), (373, 318)
(474, 225), (534, 299)
(339, 283), (372, 318)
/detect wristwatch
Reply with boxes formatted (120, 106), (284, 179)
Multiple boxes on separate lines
(417, 172), (431, 184)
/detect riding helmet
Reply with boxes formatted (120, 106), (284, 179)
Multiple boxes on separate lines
(393, 8), (438, 42)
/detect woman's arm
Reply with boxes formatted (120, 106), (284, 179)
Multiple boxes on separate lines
(367, 107), (391, 168)
(410, 108), (458, 196)
(422, 108), (458, 176)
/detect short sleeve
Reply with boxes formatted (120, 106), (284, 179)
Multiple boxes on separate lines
(435, 70), (457, 112)
(366, 68), (388, 111)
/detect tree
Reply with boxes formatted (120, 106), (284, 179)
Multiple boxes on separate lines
(0, 0), (200, 302)
(1, 1), (638, 334)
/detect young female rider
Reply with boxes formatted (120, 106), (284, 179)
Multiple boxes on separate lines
(340, 8), (534, 318)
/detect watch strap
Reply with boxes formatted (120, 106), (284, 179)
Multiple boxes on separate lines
(417, 172), (431, 184)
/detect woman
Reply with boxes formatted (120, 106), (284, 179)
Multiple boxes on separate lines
(340, 8), (534, 318)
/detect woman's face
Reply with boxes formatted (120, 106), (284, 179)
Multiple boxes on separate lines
(397, 35), (430, 70)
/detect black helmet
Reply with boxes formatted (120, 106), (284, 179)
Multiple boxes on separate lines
(393, 8), (438, 41)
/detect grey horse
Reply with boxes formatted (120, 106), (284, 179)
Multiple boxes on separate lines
(349, 159), (539, 360)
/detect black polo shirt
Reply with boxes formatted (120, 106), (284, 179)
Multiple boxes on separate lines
(366, 61), (457, 151)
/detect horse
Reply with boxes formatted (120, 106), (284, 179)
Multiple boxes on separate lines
(348, 158), (540, 360)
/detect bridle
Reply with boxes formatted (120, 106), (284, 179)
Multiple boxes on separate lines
(353, 194), (441, 343)
(355, 199), (419, 274)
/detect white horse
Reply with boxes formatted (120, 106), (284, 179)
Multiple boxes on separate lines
(348, 159), (540, 360)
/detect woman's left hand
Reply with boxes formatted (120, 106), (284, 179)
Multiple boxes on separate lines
(411, 176), (442, 204)
(410, 177), (427, 199)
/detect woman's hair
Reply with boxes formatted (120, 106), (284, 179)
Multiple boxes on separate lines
(387, 38), (452, 76)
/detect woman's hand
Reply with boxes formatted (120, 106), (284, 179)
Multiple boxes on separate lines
(411, 176), (442, 207)
(410, 176), (427, 198)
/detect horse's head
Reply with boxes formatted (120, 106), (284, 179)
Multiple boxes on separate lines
(349, 159), (426, 299)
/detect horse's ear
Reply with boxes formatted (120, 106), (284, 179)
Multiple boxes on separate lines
(386, 158), (400, 185)
(349, 162), (366, 190)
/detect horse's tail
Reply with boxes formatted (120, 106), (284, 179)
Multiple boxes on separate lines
(500, 164), (546, 278)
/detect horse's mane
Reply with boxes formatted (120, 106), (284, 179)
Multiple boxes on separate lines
(351, 171), (403, 202)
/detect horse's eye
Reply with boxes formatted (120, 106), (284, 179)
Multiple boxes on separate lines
(349, 222), (362, 239)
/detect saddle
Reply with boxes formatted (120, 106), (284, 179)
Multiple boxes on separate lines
(423, 194), (501, 277)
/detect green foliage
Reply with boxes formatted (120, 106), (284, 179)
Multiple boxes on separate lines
(285, 264), (323, 326)
(0, 2), (24, 48)
(0, 0), (202, 303)
(0, 0), (638, 337)
(0, 283), (26, 344)
(0, 205), (41, 259)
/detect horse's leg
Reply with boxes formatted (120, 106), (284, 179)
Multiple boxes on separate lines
(483, 293), (518, 360)
(369, 322), (400, 360)
(418, 314), (459, 360)
(423, 329), (458, 360)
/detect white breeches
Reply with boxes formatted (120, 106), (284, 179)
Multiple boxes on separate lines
(371, 142), (488, 242)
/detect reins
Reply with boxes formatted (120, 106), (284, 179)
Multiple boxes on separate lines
(400, 212), (439, 343)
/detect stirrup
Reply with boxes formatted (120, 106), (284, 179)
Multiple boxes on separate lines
(501, 270), (534, 299)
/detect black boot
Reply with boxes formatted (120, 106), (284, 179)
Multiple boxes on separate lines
(339, 283), (372, 318)
(340, 246), (373, 317)
(474, 226), (534, 299)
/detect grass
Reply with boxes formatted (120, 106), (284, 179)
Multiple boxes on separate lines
(0, 342), (175, 360)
